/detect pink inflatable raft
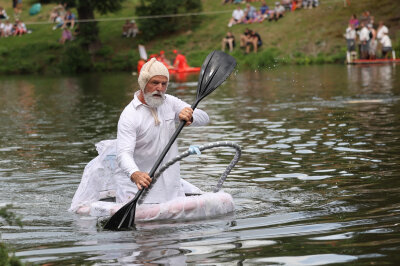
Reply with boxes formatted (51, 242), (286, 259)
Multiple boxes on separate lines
(70, 141), (241, 223)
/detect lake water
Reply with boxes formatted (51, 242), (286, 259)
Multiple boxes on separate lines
(1, 64), (400, 265)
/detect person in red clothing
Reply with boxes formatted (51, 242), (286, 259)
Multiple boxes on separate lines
(173, 49), (189, 70)
(157, 50), (172, 68)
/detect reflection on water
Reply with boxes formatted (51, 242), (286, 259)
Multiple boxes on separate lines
(1, 64), (400, 265)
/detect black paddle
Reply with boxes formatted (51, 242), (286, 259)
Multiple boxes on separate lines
(103, 50), (236, 230)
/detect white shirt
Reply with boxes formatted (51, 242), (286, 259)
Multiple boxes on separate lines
(275, 5), (285, 13)
(115, 91), (209, 204)
(359, 26), (370, 42)
(377, 25), (388, 40)
(4, 23), (12, 33)
(345, 27), (356, 39)
(380, 35), (391, 48)
(232, 9), (244, 20)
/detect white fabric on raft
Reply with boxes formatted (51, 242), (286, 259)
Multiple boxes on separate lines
(69, 140), (235, 221)
(80, 191), (235, 222)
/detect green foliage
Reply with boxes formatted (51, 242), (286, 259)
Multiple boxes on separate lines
(0, 205), (22, 227)
(0, 206), (24, 266)
(59, 42), (93, 73)
(394, 36), (400, 57)
(0, 243), (24, 266)
(95, 45), (114, 59)
(186, 50), (210, 67)
(0, 47), (9, 56)
(231, 48), (281, 69)
(136, 0), (203, 41)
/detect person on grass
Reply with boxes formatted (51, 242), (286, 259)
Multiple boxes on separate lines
(246, 30), (262, 54)
(222, 31), (235, 52)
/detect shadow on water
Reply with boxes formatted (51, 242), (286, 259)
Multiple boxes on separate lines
(1, 64), (400, 264)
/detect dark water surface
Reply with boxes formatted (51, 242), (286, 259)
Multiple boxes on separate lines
(1, 64), (400, 265)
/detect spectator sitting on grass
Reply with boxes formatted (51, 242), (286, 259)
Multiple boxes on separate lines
(240, 28), (251, 48)
(260, 1), (270, 20)
(281, 0), (291, 11)
(0, 7), (9, 20)
(49, 2), (66, 22)
(122, 19), (131, 37)
(251, 10), (266, 23)
(1, 20), (13, 37)
(246, 30), (262, 54)
(13, 19), (26, 36)
(271, 2), (285, 22)
(52, 12), (64, 30)
(228, 6), (244, 27)
(122, 19), (138, 38)
(222, 31), (235, 52)
(60, 26), (72, 44)
(243, 3), (257, 24)
(63, 9), (76, 29)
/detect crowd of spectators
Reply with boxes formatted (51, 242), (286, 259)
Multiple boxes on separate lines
(344, 11), (393, 61)
(0, 2), (75, 42)
(50, 4), (76, 32)
(223, 0), (319, 54)
(1, 1), (140, 44)
(0, 3), (29, 38)
(0, 18), (29, 37)
(227, 0), (319, 27)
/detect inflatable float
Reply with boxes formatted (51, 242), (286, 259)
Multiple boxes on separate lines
(169, 66), (201, 74)
(69, 141), (241, 223)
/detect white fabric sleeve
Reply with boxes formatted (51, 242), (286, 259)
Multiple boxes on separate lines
(169, 95), (210, 126)
(116, 113), (140, 178)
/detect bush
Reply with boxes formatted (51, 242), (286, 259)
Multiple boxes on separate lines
(0, 206), (24, 266)
(59, 42), (93, 73)
(136, 0), (203, 41)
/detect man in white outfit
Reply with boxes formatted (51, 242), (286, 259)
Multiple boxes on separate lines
(115, 58), (209, 204)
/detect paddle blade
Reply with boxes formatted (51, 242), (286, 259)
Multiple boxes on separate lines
(103, 192), (140, 230)
(197, 51), (236, 102)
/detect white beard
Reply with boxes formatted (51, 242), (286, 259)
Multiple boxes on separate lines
(143, 91), (166, 108)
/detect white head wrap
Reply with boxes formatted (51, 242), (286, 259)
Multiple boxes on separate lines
(138, 58), (169, 91)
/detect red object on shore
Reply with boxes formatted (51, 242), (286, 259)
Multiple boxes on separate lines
(169, 67), (201, 74)
(137, 59), (146, 74)
(349, 59), (400, 65)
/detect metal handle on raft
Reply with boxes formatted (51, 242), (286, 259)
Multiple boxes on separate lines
(138, 141), (242, 204)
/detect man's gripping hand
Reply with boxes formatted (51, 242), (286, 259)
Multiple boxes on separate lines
(179, 107), (193, 126)
(130, 171), (152, 190)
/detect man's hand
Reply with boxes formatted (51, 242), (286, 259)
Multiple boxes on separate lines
(179, 107), (193, 126)
(130, 171), (152, 190)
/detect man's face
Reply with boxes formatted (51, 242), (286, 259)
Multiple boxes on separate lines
(143, 75), (168, 108)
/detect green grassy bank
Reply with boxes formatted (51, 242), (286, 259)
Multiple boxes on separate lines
(0, 0), (399, 74)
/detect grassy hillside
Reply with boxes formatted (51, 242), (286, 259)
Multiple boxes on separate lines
(0, 0), (399, 74)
